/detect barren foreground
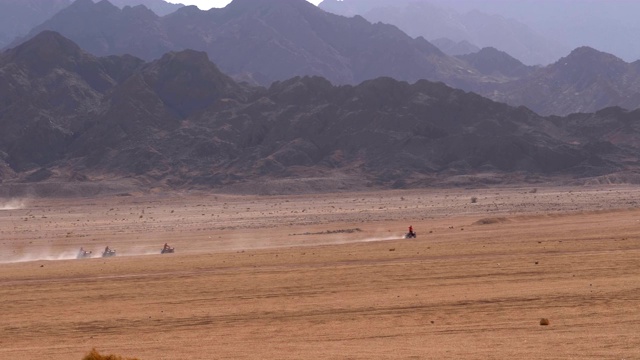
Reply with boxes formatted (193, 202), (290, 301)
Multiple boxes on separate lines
(1, 186), (640, 359)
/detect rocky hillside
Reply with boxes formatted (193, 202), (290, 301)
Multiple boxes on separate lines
(482, 47), (640, 116)
(1, 32), (638, 190)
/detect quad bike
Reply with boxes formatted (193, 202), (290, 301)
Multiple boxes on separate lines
(161, 246), (175, 254)
(404, 231), (417, 239)
(102, 248), (117, 258)
(77, 249), (93, 259)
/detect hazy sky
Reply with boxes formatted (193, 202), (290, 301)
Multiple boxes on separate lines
(169, 0), (322, 9)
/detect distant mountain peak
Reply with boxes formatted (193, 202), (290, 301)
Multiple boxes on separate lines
(96, 0), (119, 9)
(155, 48), (213, 68)
(141, 49), (245, 117)
(562, 46), (624, 63)
(121, 3), (160, 19)
(225, 0), (316, 13)
(457, 46), (531, 79)
(554, 46), (628, 77)
(98, 0), (184, 16)
(64, 0), (119, 15)
(8, 30), (85, 63)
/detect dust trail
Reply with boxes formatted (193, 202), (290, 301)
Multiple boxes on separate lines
(353, 236), (402, 244)
(0, 246), (163, 264)
(120, 245), (163, 257)
(0, 235), (405, 264)
(0, 249), (81, 264)
(0, 199), (27, 210)
(222, 234), (404, 253)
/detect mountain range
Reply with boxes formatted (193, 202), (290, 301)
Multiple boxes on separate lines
(13, 0), (486, 88)
(422, 0), (640, 64)
(1, 31), (639, 191)
(8, 0), (640, 117)
(317, 0), (568, 66)
(481, 47), (640, 116)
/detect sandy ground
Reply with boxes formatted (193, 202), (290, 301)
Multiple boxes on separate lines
(1, 186), (639, 359)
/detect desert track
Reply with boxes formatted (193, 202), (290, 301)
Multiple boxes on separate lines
(1, 186), (640, 359)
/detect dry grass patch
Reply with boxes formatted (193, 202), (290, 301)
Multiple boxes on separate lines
(83, 349), (139, 360)
(474, 217), (509, 225)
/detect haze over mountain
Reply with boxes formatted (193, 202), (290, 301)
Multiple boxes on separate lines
(0, 0), (184, 49)
(0, 0), (71, 49)
(1, 32), (639, 191)
(318, 0), (568, 66)
(431, 38), (480, 57)
(105, 0), (184, 15)
(13, 0), (486, 88)
(424, 0), (640, 64)
(319, 0), (640, 65)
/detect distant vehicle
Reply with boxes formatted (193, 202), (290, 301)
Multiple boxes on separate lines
(102, 247), (117, 258)
(161, 243), (175, 254)
(77, 248), (92, 259)
(404, 231), (417, 239)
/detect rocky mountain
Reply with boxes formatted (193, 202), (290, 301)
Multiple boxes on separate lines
(0, 31), (144, 171)
(318, 0), (568, 66)
(106, 0), (183, 15)
(0, 0), (183, 49)
(1, 32), (638, 190)
(457, 47), (535, 80)
(483, 47), (640, 116)
(432, 38), (480, 56)
(12, 0), (487, 88)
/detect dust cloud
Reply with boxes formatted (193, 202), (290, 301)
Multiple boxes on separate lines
(0, 199), (27, 210)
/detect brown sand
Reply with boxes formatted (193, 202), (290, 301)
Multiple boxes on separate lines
(1, 186), (639, 359)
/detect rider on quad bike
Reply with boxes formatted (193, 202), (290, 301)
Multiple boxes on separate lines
(405, 225), (417, 239)
(77, 247), (91, 259)
(161, 243), (174, 254)
(102, 246), (116, 257)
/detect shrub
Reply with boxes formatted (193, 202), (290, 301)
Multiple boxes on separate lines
(470, 196), (478, 203)
(83, 349), (140, 360)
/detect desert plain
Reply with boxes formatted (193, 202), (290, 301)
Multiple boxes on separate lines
(1, 185), (640, 359)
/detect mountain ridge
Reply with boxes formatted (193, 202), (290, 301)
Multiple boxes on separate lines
(1, 32), (638, 192)
(318, 0), (568, 66)
(483, 47), (640, 116)
(9, 0), (640, 116)
(0, 0), (184, 49)
(11, 0), (484, 88)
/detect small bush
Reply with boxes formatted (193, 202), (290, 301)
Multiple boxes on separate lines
(83, 349), (140, 360)
(470, 196), (478, 203)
